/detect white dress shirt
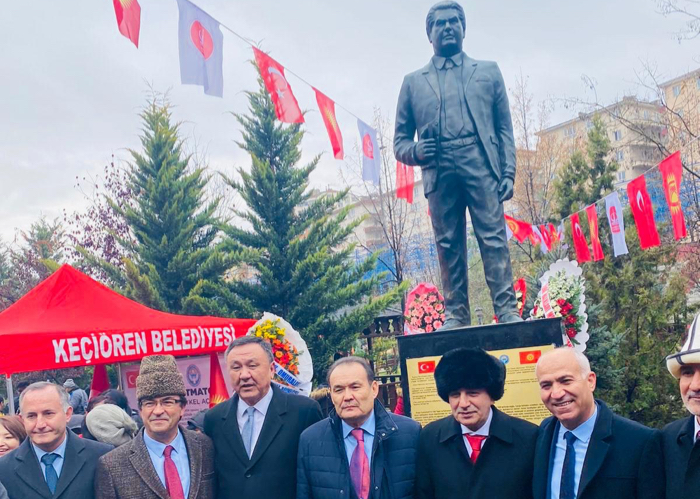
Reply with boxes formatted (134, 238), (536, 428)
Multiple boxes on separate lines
(694, 415), (700, 442)
(460, 407), (493, 457)
(237, 387), (274, 454)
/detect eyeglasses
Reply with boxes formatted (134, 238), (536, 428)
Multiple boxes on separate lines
(140, 397), (182, 410)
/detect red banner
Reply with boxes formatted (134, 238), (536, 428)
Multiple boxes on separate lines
(314, 88), (343, 159)
(585, 205), (604, 261)
(659, 151), (687, 240)
(396, 162), (415, 203)
(627, 175), (660, 249)
(570, 213), (592, 263)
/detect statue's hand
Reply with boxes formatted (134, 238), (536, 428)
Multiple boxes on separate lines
(415, 138), (437, 164)
(498, 177), (514, 203)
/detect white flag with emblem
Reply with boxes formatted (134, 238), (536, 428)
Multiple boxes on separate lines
(605, 192), (628, 257)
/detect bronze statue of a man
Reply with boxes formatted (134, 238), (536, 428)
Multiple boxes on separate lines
(394, 1), (520, 328)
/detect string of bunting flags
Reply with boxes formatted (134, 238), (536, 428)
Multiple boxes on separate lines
(110, 0), (383, 185)
(503, 150), (690, 264)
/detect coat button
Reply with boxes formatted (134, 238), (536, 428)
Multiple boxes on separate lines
(375, 486), (379, 490)
(340, 490), (344, 494)
(245, 473), (251, 478)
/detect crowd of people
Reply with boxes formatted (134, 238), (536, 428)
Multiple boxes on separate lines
(0, 324), (698, 498)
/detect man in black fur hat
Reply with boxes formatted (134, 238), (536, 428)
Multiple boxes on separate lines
(414, 347), (538, 499)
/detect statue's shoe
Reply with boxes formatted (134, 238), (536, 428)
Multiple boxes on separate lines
(438, 318), (470, 330)
(499, 313), (524, 323)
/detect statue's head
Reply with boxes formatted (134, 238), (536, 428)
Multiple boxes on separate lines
(426, 1), (466, 57)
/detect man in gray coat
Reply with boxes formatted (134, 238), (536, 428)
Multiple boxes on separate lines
(0, 382), (112, 499)
(95, 355), (215, 499)
(394, 1), (519, 327)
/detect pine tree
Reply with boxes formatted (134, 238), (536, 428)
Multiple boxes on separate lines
(187, 75), (405, 381)
(112, 96), (226, 313)
(554, 116), (618, 219)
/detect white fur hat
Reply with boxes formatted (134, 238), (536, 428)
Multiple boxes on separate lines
(666, 314), (700, 379)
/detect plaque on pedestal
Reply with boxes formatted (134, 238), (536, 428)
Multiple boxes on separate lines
(397, 318), (563, 425)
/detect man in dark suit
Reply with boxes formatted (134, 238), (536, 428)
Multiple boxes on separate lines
(205, 335), (323, 499)
(0, 382), (112, 499)
(662, 313), (700, 498)
(394, 1), (520, 327)
(95, 354), (215, 498)
(533, 348), (664, 499)
(415, 348), (537, 499)
(297, 357), (421, 499)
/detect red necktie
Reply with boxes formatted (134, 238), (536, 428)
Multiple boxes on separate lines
(163, 445), (185, 499)
(465, 434), (487, 464)
(350, 429), (370, 499)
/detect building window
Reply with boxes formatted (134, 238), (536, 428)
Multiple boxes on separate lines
(673, 85), (681, 97)
(564, 126), (576, 138)
(678, 109), (684, 118)
(643, 110), (650, 120)
(616, 150), (624, 161)
(613, 130), (622, 141)
(617, 171), (626, 182)
(696, 78), (700, 90)
(586, 120), (594, 130)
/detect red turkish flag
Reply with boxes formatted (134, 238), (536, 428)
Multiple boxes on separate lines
(253, 48), (304, 124)
(396, 162), (415, 203)
(627, 175), (660, 249)
(314, 88), (343, 159)
(504, 215), (533, 243)
(417, 360), (436, 374)
(585, 205), (604, 261)
(209, 353), (229, 408)
(113, 0), (141, 47)
(659, 151), (687, 240)
(570, 213), (592, 263)
(89, 364), (111, 400)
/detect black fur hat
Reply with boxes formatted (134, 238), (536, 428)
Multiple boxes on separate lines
(434, 347), (506, 402)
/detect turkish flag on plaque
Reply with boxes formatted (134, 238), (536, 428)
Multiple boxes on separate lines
(570, 213), (592, 263)
(585, 204), (604, 261)
(417, 360), (436, 374)
(253, 47), (304, 123)
(659, 151), (687, 240)
(627, 175), (660, 249)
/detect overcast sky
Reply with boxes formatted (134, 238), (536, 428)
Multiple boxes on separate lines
(1, 0), (698, 242)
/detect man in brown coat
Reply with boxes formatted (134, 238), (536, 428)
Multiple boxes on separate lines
(95, 355), (215, 499)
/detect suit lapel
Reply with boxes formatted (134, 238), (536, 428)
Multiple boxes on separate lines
(421, 62), (440, 101)
(183, 429), (202, 499)
(577, 403), (612, 498)
(221, 396), (251, 467)
(13, 439), (52, 499)
(461, 54), (478, 90)
(129, 430), (170, 499)
(53, 432), (86, 498)
(533, 417), (557, 499)
(439, 417), (472, 467)
(248, 386), (286, 468)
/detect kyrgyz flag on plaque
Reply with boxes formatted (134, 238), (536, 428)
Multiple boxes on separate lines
(570, 213), (592, 263)
(113, 0), (141, 47)
(396, 162), (415, 203)
(604, 192), (628, 257)
(357, 119), (381, 185)
(585, 204), (604, 261)
(659, 151), (687, 240)
(314, 88), (343, 159)
(209, 352), (229, 407)
(504, 215), (533, 243)
(177, 0), (224, 97)
(253, 48), (304, 123)
(627, 175), (660, 249)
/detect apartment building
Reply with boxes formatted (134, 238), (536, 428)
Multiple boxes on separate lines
(537, 96), (665, 186)
(659, 68), (700, 169)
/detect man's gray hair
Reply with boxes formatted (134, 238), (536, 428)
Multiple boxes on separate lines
(426, 1), (466, 39)
(326, 356), (375, 386)
(225, 335), (274, 363)
(535, 347), (592, 379)
(19, 382), (71, 414)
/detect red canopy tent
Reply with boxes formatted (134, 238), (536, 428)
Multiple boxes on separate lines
(0, 264), (255, 376)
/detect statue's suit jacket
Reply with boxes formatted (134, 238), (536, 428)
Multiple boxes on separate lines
(394, 53), (516, 197)
(94, 427), (215, 499)
(0, 430), (112, 499)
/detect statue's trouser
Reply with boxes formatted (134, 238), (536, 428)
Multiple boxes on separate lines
(426, 142), (519, 324)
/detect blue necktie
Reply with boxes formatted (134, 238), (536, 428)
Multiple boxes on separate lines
(241, 406), (255, 457)
(41, 453), (60, 494)
(560, 431), (577, 499)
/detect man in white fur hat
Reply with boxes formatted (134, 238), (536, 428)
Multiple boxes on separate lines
(662, 314), (700, 498)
